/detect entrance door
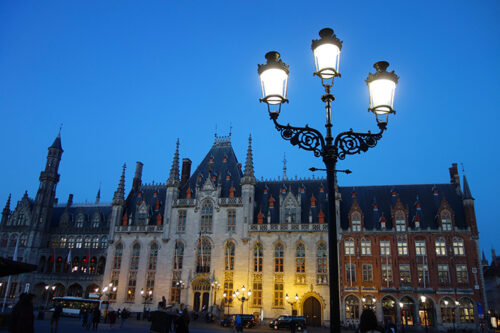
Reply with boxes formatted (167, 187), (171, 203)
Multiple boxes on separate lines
(303, 297), (321, 326)
(193, 292), (201, 312)
(202, 293), (209, 310)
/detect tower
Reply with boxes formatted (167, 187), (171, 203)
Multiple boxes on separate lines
(28, 132), (63, 252)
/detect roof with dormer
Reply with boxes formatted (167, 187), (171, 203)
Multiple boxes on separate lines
(123, 184), (166, 225)
(179, 135), (243, 199)
(50, 202), (112, 230)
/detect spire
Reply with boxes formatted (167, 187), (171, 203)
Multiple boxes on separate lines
(463, 174), (474, 200)
(167, 139), (180, 186)
(49, 127), (63, 151)
(3, 194), (11, 214)
(112, 163), (126, 205)
(242, 135), (256, 185)
(95, 185), (101, 204)
(282, 153), (287, 180)
(1, 194), (11, 225)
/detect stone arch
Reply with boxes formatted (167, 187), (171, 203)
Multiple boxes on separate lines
(344, 294), (361, 323)
(191, 276), (211, 312)
(300, 292), (325, 326)
(85, 283), (99, 298)
(68, 283), (83, 297)
(438, 296), (456, 324)
(457, 296), (475, 324)
(33, 283), (47, 307)
(97, 256), (106, 274)
(381, 295), (397, 325)
(418, 295), (436, 327)
(400, 295), (416, 326)
(54, 283), (65, 297)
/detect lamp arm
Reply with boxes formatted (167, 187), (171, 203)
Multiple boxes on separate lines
(270, 113), (326, 157)
(333, 127), (385, 160)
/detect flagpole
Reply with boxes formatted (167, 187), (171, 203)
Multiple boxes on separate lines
(2, 237), (19, 312)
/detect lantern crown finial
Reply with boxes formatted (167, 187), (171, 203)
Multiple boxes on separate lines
(258, 51), (290, 75)
(319, 28), (334, 38)
(374, 61), (389, 72)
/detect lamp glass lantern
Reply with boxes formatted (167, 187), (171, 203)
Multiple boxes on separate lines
(258, 51), (289, 114)
(366, 61), (399, 125)
(311, 28), (343, 83)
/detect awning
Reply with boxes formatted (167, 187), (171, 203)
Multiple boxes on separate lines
(0, 257), (37, 277)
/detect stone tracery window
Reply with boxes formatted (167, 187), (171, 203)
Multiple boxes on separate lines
(284, 198), (296, 224)
(200, 201), (213, 233)
(296, 243), (305, 273)
(254, 242), (263, 272)
(225, 241), (235, 271)
(196, 238), (211, 273)
(317, 242), (328, 284)
(274, 243), (284, 272)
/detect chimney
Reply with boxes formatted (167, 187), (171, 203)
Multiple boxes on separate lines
(180, 158), (192, 188)
(132, 161), (144, 191)
(449, 163), (461, 193)
(67, 194), (73, 208)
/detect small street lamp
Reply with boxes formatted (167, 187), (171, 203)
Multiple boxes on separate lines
(102, 283), (117, 320)
(176, 280), (186, 304)
(285, 293), (299, 316)
(44, 285), (56, 309)
(140, 288), (153, 320)
(420, 296), (429, 333)
(211, 280), (220, 305)
(399, 302), (405, 333)
(222, 292), (230, 318)
(257, 28), (398, 333)
(232, 285), (251, 315)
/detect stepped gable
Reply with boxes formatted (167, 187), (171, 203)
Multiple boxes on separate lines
(253, 179), (328, 224)
(180, 136), (243, 198)
(124, 185), (167, 225)
(338, 183), (467, 231)
(51, 202), (112, 228)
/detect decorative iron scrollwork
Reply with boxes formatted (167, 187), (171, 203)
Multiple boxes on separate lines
(272, 117), (325, 157)
(334, 129), (383, 160)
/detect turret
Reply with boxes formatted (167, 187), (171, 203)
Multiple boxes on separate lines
(1, 194), (11, 226)
(164, 140), (181, 241)
(167, 139), (180, 187)
(241, 135), (256, 240)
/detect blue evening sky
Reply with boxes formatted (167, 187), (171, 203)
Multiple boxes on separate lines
(1, 1), (499, 260)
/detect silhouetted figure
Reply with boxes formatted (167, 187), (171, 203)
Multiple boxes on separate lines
(175, 304), (190, 333)
(92, 306), (101, 330)
(50, 303), (63, 333)
(359, 309), (383, 333)
(9, 293), (35, 333)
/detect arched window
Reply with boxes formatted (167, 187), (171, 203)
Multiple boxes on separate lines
(459, 298), (475, 323)
(91, 213), (101, 228)
(89, 256), (97, 274)
(361, 238), (371, 255)
(130, 243), (140, 270)
(19, 234), (27, 248)
(59, 236), (67, 248)
(435, 238), (446, 256)
(274, 243), (284, 272)
(127, 243), (140, 301)
(75, 236), (83, 249)
(440, 297), (455, 323)
(174, 241), (184, 270)
(51, 236), (58, 248)
(351, 212), (361, 231)
(254, 242), (263, 272)
(225, 241), (235, 271)
(71, 257), (79, 272)
(67, 236), (75, 249)
(200, 201), (213, 233)
(441, 210), (452, 231)
(345, 295), (360, 320)
(284, 198), (296, 223)
(196, 238), (211, 273)
(395, 211), (406, 232)
(76, 214), (85, 228)
(84, 237), (91, 248)
(453, 238), (465, 256)
(113, 243), (123, 270)
(345, 238), (355, 256)
(296, 243), (305, 273)
(100, 236), (108, 249)
(92, 237), (99, 249)
(148, 243), (158, 271)
(317, 242), (328, 284)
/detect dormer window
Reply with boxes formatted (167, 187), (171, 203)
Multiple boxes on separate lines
(269, 196), (275, 208)
(310, 195), (316, 207)
(284, 198), (296, 224)
(92, 213), (100, 228)
(257, 211), (263, 224)
(76, 214), (85, 228)
(414, 215), (420, 229)
(318, 210), (325, 223)
(441, 210), (452, 231)
(345, 238), (355, 255)
(395, 211), (406, 232)
(351, 212), (361, 232)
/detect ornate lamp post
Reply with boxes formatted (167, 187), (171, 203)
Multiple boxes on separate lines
(102, 283), (116, 319)
(285, 293), (299, 316)
(257, 28), (398, 333)
(211, 280), (220, 305)
(232, 285), (251, 315)
(420, 296), (429, 333)
(140, 289), (153, 320)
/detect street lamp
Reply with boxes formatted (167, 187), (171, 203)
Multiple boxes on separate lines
(140, 289), (153, 320)
(232, 285), (251, 315)
(399, 302), (405, 333)
(257, 28), (398, 333)
(44, 285), (56, 309)
(102, 283), (117, 320)
(222, 292), (230, 318)
(285, 293), (299, 316)
(420, 296), (428, 333)
(211, 280), (220, 305)
(176, 280), (186, 304)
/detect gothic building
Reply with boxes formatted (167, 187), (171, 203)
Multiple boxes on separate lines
(0, 133), (487, 331)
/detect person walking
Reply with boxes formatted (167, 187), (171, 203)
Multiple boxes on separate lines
(92, 305), (101, 330)
(120, 308), (129, 328)
(9, 293), (35, 333)
(50, 303), (63, 333)
(82, 308), (89, 328)
(234, 314), (243, 333)
(108, 310), (117, 329)
(175, 304), (190, 333)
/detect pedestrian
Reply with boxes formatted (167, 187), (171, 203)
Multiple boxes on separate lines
(50, 302), (63, 333)
(358, 309), (383, 333)
(234, 314), (243, 333)
(82, 307), (89, 328)
(150, 308), (171, 333)
(9, 293), (35, 333)
(175, 303), (190, 333)
(86, 307), (94, 330)
(290, 317), (296, 333)
(109, 310), (117, 329)
(120, 308), (129, 328)
(92, 305), (101, 330)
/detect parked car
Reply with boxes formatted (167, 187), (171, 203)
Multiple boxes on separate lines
(220, 314), (257, 328)
(269, 316), (306, 330)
